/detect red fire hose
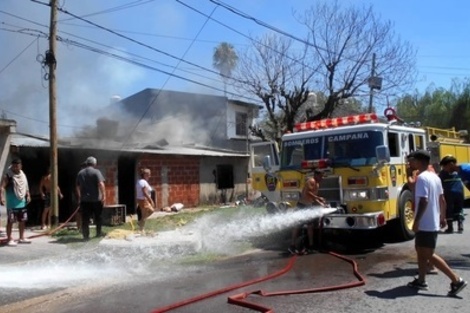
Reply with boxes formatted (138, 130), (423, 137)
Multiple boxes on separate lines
(0, 206), (80, 244)
(227, 251), (366, 312)
(151, 214), (366, 313)
(150, 251), (366, 313)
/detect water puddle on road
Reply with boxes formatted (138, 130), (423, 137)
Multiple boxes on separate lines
(0, 207), (336, 289)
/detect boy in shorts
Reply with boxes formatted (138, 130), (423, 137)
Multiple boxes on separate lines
(407, 150), (466, 296)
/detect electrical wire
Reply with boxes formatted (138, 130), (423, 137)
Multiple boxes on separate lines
(1, 19), (228, 87)
(0, 26), (263, 136)
(30, 0), (250, 86)
(58, 0), (157, 22)
(175, 0), (321, 74)
(117, 5), (220, 148)
(0, 36), (39, 75)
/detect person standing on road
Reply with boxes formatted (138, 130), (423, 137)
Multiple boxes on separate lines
(288, 169), (326, 255)
(39, 167), (64, 230)
(0, 158), (31, 246)
(407, 150), (467, 296)
(407, 157), (438, 274)
(441, 157), (470, 192)
(439, 155), (465, 233)
(135, 168), (155, 235)
(76, 156), (106, 241)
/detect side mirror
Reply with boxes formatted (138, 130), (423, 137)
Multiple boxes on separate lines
(262, 155), (272, 171)
(376, 145), (390, 163)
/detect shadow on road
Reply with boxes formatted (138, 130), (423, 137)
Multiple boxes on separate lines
(365, 285), (448, 299)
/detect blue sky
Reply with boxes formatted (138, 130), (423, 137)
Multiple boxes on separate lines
(1, 0), (469, 135)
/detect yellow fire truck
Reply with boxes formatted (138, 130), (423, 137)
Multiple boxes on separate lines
(250, 109), (470, 241)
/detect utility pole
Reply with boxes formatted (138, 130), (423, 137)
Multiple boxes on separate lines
(368, 53), (376, 113)
(245, 112), (250, 201)
(48, 0), (59, 226)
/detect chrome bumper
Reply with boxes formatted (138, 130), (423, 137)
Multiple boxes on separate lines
(321, 211), (385, 230)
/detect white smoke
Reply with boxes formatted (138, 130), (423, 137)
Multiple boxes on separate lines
(0, 1), (171, 137)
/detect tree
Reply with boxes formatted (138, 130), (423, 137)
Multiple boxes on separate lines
(212, 42), (238, 96)
(396, 79), (470, 134)
(448, 79), (470, 133)
(234, 1), (416, 141)
(236, 34), (318, 143)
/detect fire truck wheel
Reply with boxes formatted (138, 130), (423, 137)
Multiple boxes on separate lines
(392, 190), (415, 241)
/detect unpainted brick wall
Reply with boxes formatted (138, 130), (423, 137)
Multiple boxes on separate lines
(138, 154), (200, 208)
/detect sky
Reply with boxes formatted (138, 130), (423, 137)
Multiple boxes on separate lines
(1, 0), (469, 137)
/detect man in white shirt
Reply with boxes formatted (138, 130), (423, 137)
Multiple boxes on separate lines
(407, 150), (467, 296)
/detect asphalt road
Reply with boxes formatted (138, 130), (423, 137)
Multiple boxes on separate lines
(1, 210), (469, 313)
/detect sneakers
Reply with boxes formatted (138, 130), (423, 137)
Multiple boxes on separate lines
(18, 238), (31, 244)
(304, 244), (315, 255)
(7, 240), (17, 247)
(448, 278), (467, 297)
(287, 245), (314, 255)
(297, 247), (307, 255)
(445, 227), (454, 234)
(288, 245), (298, 255)
(407, 278), (429, 290)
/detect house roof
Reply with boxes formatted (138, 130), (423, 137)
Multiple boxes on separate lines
(10, 133), (55, 148)
(10, 133), (248, 157)
(229, 99), (263, 109)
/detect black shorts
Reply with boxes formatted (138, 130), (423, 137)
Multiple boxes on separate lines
(44, 193), (51, 208)
(7, 208), (28, 223)
(415, 231), (438, 249)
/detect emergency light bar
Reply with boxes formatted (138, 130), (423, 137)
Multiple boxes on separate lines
(301, 159), (329, 169)
(295, 113), (379, 132)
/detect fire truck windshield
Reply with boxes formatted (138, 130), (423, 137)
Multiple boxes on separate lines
(280, 130), (384, 169)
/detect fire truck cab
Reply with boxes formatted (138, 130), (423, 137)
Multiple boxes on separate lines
(250, 109), (470, 241)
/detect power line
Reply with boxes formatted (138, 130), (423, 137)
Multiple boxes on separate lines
(208, 0), (331, 55)
(58, 0), (157, 22)
(0, 36), (38, 75)
(119, 5), (219, 149)
(0, 28), (262, 134)
(0, 105), (86, 130)
(0, 18), (226, 85)
(176, 0), (321, 74)
(30, 0), (250, 86)
(419, 65), (470, 71)
(0, 16), (261, 99)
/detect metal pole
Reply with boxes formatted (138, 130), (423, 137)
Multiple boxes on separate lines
(48, 0), (59, 226)
(368, 53), (376, 113)
(245, 112), (250, 201)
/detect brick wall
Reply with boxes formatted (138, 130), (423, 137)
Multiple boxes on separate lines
(137, 154), (200, 208)
(98, 158), (118, 205)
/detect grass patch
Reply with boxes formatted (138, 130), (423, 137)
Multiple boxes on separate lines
(51, 205), (266, 246)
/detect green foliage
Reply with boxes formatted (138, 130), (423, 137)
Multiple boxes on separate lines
(51, 206), (266, 247)
(396, 79), (470, 134)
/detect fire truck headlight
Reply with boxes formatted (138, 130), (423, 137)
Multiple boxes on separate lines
(281, 192), (300, 202)
(345, 190), (369, 200)
(344, 187), (388, 201)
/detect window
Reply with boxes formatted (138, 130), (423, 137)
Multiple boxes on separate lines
(236, 112), (247, 136)
(408, 134), (415, 152)
(387, 132), (399, 157)
(416, 135), (424, 150)
(215, 164), (234, 189)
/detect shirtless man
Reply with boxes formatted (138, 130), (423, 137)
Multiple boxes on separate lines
(39, 168), (63, 230)
(288, 169), (326, 255)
